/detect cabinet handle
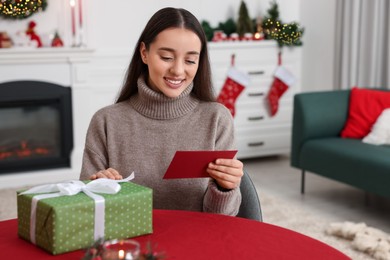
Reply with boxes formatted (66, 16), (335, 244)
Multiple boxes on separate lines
(248, 71), (265, 75)
(248, 92), (264, 97)
(248, 142), (264, 147)
(248, 116), (264, 121)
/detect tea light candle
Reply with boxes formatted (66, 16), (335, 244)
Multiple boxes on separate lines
(118, 249), (125, 259)
(102, 239), (140, 260)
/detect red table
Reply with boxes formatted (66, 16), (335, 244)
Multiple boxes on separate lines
(0, 210), (350, 259)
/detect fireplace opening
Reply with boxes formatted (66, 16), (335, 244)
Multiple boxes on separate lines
(0, 81), (73, 174)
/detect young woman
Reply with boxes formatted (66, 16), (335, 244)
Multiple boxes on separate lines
(80, 7), (243, 216)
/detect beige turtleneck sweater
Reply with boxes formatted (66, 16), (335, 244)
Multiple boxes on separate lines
(80, 77), (241, 216)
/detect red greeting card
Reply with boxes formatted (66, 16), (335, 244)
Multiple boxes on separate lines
(163, 150), (238, 179)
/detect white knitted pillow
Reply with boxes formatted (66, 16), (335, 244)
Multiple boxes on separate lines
(362, 108), (390, 145)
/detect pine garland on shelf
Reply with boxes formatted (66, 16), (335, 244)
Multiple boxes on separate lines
(0, 0), (47, 20)
(201, 0), (304, 44)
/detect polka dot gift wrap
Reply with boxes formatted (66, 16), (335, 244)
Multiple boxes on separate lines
(17, 182), (153, 255)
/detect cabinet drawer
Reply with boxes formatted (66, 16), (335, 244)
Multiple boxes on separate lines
(213, 71), (298, 102)
(213, 76), (273, 94)
(212, 63), (276, 82)
(214, 78), (300, 102)
(236, 132), (291, 159)
(234, 105), (293, 127)
(236, 95), (293, 113)
(237, 87), (295, 104)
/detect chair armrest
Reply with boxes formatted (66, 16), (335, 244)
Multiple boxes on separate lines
(290, 90), (350, 168)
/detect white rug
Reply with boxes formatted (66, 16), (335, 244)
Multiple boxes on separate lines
(259, 190), (374, 260)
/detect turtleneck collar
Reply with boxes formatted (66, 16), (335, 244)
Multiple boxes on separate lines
(129, 77), (200, 120)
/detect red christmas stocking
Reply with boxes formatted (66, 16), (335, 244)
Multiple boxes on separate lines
(266, 66), (296, 116)
(217, 67), (250, 117)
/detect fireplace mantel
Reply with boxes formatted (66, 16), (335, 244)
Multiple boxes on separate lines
(0, 48), (95, 87)
(0, 48), (94, 65)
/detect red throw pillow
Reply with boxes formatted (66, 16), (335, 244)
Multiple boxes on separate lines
(341, 87), (390, 138)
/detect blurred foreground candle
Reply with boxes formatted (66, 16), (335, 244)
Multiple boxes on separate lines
(102, 239), (140, 260)
(118, 250), (125, 259)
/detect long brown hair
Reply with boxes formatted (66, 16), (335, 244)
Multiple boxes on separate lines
(116, 7), (215, 103)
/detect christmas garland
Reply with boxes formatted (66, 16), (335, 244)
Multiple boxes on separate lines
(0, 0), (47, 20)
(263, 19), (304, 47)
(201, 0), (303, 45)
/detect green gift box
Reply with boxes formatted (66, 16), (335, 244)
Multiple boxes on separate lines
(17, 181), (153, 255)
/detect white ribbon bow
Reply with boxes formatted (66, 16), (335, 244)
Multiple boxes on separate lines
(20, 172), (135, 244)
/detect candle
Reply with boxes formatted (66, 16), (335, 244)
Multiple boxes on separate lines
(101, 239), (140, 260)
(70, 0), (76, 36)
(78, 0), (83, 28)
(118, 249), (125, 259)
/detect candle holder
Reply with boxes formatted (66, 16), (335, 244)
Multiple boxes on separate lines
(71, 35), (77, 47)
(78, 27), (86, 47)
(101, 239), (140, 260)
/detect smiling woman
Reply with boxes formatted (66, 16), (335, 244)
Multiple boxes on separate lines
(79, 7), (245, 217)
(139, 27), (201, 98)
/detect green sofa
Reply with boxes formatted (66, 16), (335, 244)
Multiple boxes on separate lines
(290, 89), (390, 198)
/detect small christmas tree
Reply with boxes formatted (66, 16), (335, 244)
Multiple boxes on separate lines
(236, 1), (254, 37)
(262, 0), (280, 40)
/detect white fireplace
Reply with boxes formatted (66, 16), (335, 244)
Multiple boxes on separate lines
(0, 48), (96, 188)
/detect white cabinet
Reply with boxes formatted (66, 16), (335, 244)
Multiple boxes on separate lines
(208, 41), (302, 159)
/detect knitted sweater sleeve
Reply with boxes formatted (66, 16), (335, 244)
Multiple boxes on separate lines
(202, 104), (242, 216)
(79, 110), (109, 180)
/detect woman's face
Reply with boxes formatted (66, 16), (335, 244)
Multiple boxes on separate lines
(140, 27), (201, 98)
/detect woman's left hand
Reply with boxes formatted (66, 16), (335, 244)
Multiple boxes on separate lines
(207, 158), (244, 190)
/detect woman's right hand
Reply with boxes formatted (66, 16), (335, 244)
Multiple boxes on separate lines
(89, 168), (123, 180)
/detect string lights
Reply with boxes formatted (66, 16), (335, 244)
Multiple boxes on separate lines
(263, 18), (303, 46)
(261, 1), (304, 47)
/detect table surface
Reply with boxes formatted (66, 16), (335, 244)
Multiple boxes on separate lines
(0, 209), (350, 259)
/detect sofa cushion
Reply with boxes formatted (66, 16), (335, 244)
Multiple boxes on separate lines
(363, 108), (390, 145)
(300, 137), (390, 197)
(340, 87), (390, 139)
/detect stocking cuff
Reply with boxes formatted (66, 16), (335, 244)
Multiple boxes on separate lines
(274, 66), (296, 86)
(227, 67), (250, 87)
